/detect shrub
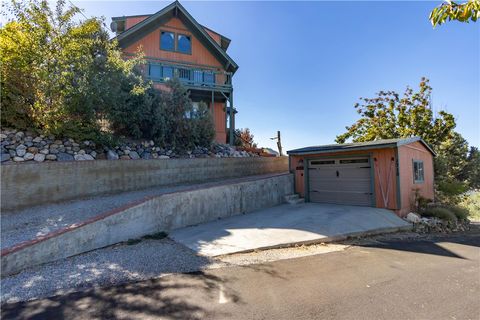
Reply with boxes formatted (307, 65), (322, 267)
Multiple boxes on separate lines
(191, 102), (215, 148)
(1, 0), (150, 145)
(422, 207), (457, 221)
(447, 205), (470, 221)
(459, 191), (480, 222)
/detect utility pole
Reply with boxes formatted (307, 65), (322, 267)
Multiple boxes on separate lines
(270, 131), (283, 156)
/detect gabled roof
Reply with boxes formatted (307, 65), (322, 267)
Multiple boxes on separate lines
(112, 1), (238, 74)
(287, 137), (436, 156)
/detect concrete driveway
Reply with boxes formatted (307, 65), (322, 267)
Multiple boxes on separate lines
(170, 203), (411, 256)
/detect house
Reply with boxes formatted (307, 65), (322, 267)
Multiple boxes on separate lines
(111, 1), (238, 144)
(287, 137), (436, 217)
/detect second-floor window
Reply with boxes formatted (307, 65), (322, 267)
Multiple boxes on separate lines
(177, 34), (191, 54)
(160, 31), (175, 51)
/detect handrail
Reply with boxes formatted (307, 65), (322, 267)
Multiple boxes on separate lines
(144, 60), (232, 90)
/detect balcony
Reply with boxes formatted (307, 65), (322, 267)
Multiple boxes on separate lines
(145, 60), (232, 92)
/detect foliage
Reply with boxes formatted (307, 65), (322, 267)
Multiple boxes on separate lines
(190, 102), (215, 148)
(231, 128), (257, 148)
(422, 207), (457, 221)
(336, 77), (478, 196)
(459, 191), (480, 221)
(0, 0), (149, 143)
(430, 0), (480, 27)
(447, 205), (470, 220)
(335, 78), (455, 151)
(460, 147), (480, 189)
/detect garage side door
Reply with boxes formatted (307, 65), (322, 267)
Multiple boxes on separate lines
(308, 157), (372, 206)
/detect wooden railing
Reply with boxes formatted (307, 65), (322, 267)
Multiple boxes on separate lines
(144, 60), (232, 91)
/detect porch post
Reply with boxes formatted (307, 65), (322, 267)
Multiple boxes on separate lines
(229, 90), (234, 145)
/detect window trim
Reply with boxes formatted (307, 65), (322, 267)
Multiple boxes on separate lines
(413, 159), (425, 184)
(176, 33), (192, 55)
(160, 30), (175, 52)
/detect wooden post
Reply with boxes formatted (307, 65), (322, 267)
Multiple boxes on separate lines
(276, 131), (283, 156)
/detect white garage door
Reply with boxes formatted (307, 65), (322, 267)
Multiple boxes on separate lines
(308, 157), (373, 206)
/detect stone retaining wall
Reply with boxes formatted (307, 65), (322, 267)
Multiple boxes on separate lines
(1, 157), (289, 211)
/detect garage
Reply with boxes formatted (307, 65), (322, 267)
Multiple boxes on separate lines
(308, 157), (372, 206)
(287, 137), (436, 217)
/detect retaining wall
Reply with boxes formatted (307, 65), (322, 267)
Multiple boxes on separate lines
(2, 173), (294, 276)
(1, 157), (289, 211)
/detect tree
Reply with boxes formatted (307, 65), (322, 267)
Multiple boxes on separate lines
(461, 147), (480, 189)
(336, 77), (473, 187)
(336, 78), (456, 152)
(231, 128), (257, 148)
(430, 0), (480, 27)
(0, 0), (148, 142)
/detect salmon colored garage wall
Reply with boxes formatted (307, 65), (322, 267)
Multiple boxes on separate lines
(288, 138), (435, 217)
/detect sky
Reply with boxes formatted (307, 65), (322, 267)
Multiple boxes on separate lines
(17, 1), (480, 151)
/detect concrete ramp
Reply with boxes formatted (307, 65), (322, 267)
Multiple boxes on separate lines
(170, 203), (412, 256)
(1, 173), (293, 276)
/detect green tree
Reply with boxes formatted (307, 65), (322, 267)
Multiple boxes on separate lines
(0, 0), (148, 142)
(430, 0), (480, 27)
(461, 147), (480, 188)
(336, 78), (455, 152)
(336, 77), (472, 187)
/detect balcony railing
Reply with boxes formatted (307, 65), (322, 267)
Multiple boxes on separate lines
(144, 60), (232, 91)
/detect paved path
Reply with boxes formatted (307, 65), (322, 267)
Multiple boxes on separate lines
(1, 173), (284, 249)
(2, 231), (479, 320)
(170, 203), (411, 256)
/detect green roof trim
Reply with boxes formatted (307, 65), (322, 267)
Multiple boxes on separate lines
(112, 1), (238, 73)
(287, 137), (436, 156)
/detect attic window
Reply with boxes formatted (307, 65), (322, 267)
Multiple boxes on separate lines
(160, 31), (174, 51)
(177, 34), (191, 54)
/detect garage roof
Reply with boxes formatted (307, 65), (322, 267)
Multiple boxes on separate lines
(287, 137), (436, 156)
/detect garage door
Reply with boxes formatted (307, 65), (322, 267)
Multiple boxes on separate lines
(308, 157), (373, 206)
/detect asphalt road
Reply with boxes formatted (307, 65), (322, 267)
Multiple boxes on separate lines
(2, 232), (479, 320)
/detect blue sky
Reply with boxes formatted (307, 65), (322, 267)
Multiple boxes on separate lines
(72, 1), (479, 150)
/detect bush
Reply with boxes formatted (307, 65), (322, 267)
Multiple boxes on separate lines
(459, 191), (480, 222)
(422, 207), (457, 221)
(447, 206), (470, 220)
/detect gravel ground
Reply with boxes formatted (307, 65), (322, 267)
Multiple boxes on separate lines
(1, 174), (279, 249)
(0, 237), (347, 305)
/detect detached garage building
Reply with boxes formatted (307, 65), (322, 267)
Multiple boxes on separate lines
(287, 137), (436, 217)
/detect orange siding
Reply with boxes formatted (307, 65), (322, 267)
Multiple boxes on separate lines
(213, 101), (226, 143)
(204, 28), (221, 46)
(125, 16), (149, 30)
(289, 148), (398, 210)
(123, 17), (224, 68)
(397, 141), (434, 217)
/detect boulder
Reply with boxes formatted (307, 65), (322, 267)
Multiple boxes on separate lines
(57, 152), (74, 161)
(13, 156), (25, 162)
(24, 152), (34, 161)
(1, 153), (11, 162)
(16, 144), (27, 157)
(45, 154), (57, 160)
(158, 155), (170, 159)
(106, 150), (119, 160)
(406, 212), (421, 223)
(141, 152), (152, 160)
(34, 153), (45, 162)
(129, 151), (140, 160)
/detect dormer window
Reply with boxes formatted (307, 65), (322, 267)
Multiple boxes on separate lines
(160, 31), (175, 51)
(177, 34), (191, 54)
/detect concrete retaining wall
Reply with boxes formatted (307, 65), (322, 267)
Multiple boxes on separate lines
(1, 157), (288, 211)
(1, 173), (293, 276)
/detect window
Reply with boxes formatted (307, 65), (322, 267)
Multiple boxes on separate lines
(178, 68), (191, 81)
(340, 159), (369, 164)
(310, 160), (335, 165)
(160, 31), (174, 51)
(149, 64), (162, 80)
(162, 66), (174, 79)
(413, 160), (424, 184)
(177, 34), (191, 54)
(203, 71), (215, 84)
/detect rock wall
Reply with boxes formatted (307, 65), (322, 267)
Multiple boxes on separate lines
(0, 129), (256, 164)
